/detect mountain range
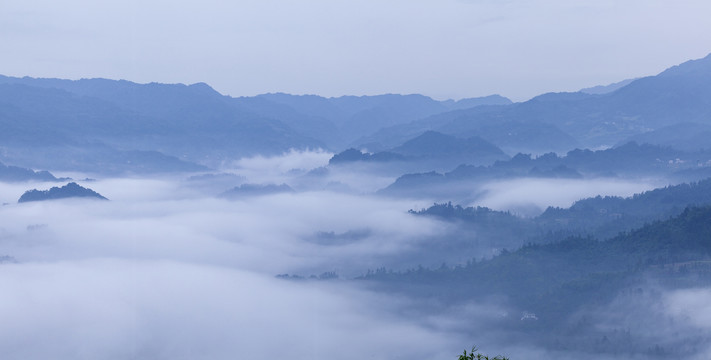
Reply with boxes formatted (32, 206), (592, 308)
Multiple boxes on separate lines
(356, 53), (711, 154)
(2, 53), (711, 175)
(0, 75), (511, 173)
(379, 142), (711, 201)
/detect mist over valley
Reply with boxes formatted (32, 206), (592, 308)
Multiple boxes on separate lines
(3, 27), (711, 359)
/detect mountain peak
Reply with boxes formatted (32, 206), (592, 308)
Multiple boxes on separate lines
(18, 182), (108, 203)
(391, 130), (505, 157)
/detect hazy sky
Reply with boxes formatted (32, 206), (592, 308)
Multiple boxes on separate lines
(2, 0), (711, 101)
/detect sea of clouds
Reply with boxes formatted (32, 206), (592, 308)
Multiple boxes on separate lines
(0, 150), (701, 359)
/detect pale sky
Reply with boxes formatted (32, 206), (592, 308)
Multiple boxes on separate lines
(2, 0), (711, 101)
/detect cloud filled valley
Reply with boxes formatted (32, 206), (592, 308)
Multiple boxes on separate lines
(0, 175), (458, 360)
(2, 149), (710, 360)
(4, 52), (711, 359)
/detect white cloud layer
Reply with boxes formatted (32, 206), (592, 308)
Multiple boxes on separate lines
(0, 156), (705, 359)
(226, 149), (333, 185)
(0, 259), (458, 360)
(0, 176), (459, 359)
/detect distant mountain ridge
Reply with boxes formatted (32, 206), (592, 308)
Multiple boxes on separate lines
(241, 92), (513, 147)
(380, 142), (711, 200)
(0, 75), (512, 173)
(356, 52), (711, 154)
(579, 78), (637, 95)
(0, 77), (322, 168)
(2, 52), (711, 173)
(0, 161), (64, 182)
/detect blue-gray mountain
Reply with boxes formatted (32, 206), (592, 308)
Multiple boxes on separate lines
(18, 182), (108, 203)
(362, 206), (711, 358)
(329, 131), (510, 172)
(357, 53), (711, 153)
(0, 161), (64, 182)
(236, 93), (512, 147)
(2, 52), (711, 174)
(0, 79), (318, 172)
(0, 75), (511, 173)
(411, 178), (711, 247)
(620, 122), (711, 152)
(579, 78), (637, 95)
(380, 142), (711, 200)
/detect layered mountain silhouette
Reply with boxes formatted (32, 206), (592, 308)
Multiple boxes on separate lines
(0, 78), (320, 171)
(329, 131), (509, 171)
(2, 53), (711, 174)
(236, 93), (512, 147)
(0, 161), (64, 182)
(379, 142), (711, 200)
(357, 53), (711, 153)
(0, 75), (511, 172)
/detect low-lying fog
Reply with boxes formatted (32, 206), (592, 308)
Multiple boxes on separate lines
(474, 177), (660, 216)
(0, 150), (693, 359)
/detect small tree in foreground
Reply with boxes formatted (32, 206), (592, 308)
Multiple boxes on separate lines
(458, 346), (509, 360)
